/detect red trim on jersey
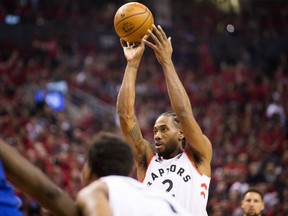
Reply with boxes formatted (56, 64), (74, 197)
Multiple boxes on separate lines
(184, 150), (204, 176)
(140, 152), (156, 182)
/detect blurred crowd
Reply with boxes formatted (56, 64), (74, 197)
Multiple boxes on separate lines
(0, 0), (287, 215)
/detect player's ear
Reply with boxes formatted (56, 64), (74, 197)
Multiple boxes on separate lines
(241, 200), (244, 209)
(178, 130), (184, 141)
(82, 162), (95, 186)
(261, 202), (265, 211)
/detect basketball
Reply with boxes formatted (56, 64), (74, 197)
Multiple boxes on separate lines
(114, 2), (154, 43)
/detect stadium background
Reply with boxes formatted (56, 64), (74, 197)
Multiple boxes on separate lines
(0, 0), (287, 215)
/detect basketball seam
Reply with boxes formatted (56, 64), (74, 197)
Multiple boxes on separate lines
(118, 11), (151, 38)
(115, 6), (149, 26)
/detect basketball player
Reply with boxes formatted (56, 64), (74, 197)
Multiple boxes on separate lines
(116, 24), (212, 215)
(241, 188), (265, 216)
(0, 139), (78, 216)
(76, 131), (190, 216)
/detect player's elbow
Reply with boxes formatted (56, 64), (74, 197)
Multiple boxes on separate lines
(116, 96), (126, 114)
(116, 100), (124, 115)
(116, 102), (133, 120)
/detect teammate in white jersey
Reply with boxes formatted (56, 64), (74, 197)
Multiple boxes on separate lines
(117, 24), (212, 215)
(76, 131), (189, 216)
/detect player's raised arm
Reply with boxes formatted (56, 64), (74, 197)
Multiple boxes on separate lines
(144, 25), (212, 177)
(116, 38), (154, 179)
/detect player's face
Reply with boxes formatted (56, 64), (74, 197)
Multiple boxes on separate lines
(241, 192), (264, 216)
(153, 115), (182, 158)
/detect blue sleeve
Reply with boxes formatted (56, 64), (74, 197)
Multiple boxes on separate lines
(0, 160), (23, 213)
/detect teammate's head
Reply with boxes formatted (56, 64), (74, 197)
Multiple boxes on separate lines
(153, 111), (185, 159)
(83, 131), (134, 186)
(241, 187), (264, 216)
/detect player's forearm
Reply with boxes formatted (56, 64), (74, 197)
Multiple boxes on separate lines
(161, 61), (193, 116)
(117, 60), (139, 117)
(25, 174), (77, 216)
(24, 181), (76, 216)
(0, 140), (77, 216)
(42, 191), (78, 216)
(0, 139), (38, 186)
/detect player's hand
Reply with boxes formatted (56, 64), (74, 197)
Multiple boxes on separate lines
(120, 37), (147, 62)
(143, 24), (173, 66)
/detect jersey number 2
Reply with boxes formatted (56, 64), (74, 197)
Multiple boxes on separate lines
(162, 179), (175, 197)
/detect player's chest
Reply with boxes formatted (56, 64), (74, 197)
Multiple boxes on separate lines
(145, 158), (193, 183)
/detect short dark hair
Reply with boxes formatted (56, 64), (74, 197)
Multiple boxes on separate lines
(242, 187), (264, 201)
(161, 111), (180, 125)
(87, 131), (134, 177)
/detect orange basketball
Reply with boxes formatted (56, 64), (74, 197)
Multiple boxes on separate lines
(114, 2), (154, 43)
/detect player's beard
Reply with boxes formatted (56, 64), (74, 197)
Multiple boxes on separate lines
(245, 211), (262, 216)
(157, 147), (170, 158)
(157, 141), (179, 159)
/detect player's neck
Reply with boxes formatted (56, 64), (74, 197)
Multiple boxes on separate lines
(157, 150), (184, 160)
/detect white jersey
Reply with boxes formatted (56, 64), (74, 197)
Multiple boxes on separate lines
(100, 175), (190, 216)
(142, 151), (210, 216)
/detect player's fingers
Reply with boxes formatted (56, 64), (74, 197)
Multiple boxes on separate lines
(151, 24), (165, 42)
(120, 39), (128, 47)
(143, 37), (156, 50)
(131, 42), (141, 48)
(157, 25), (168, 40)
(168, 37), (173, 51)
(147, 28), (160, 45)
(140, 35), (149, 46)
(142, 35), (149, 40)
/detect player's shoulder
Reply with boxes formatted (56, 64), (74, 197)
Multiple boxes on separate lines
(77, 180), (108, 200)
